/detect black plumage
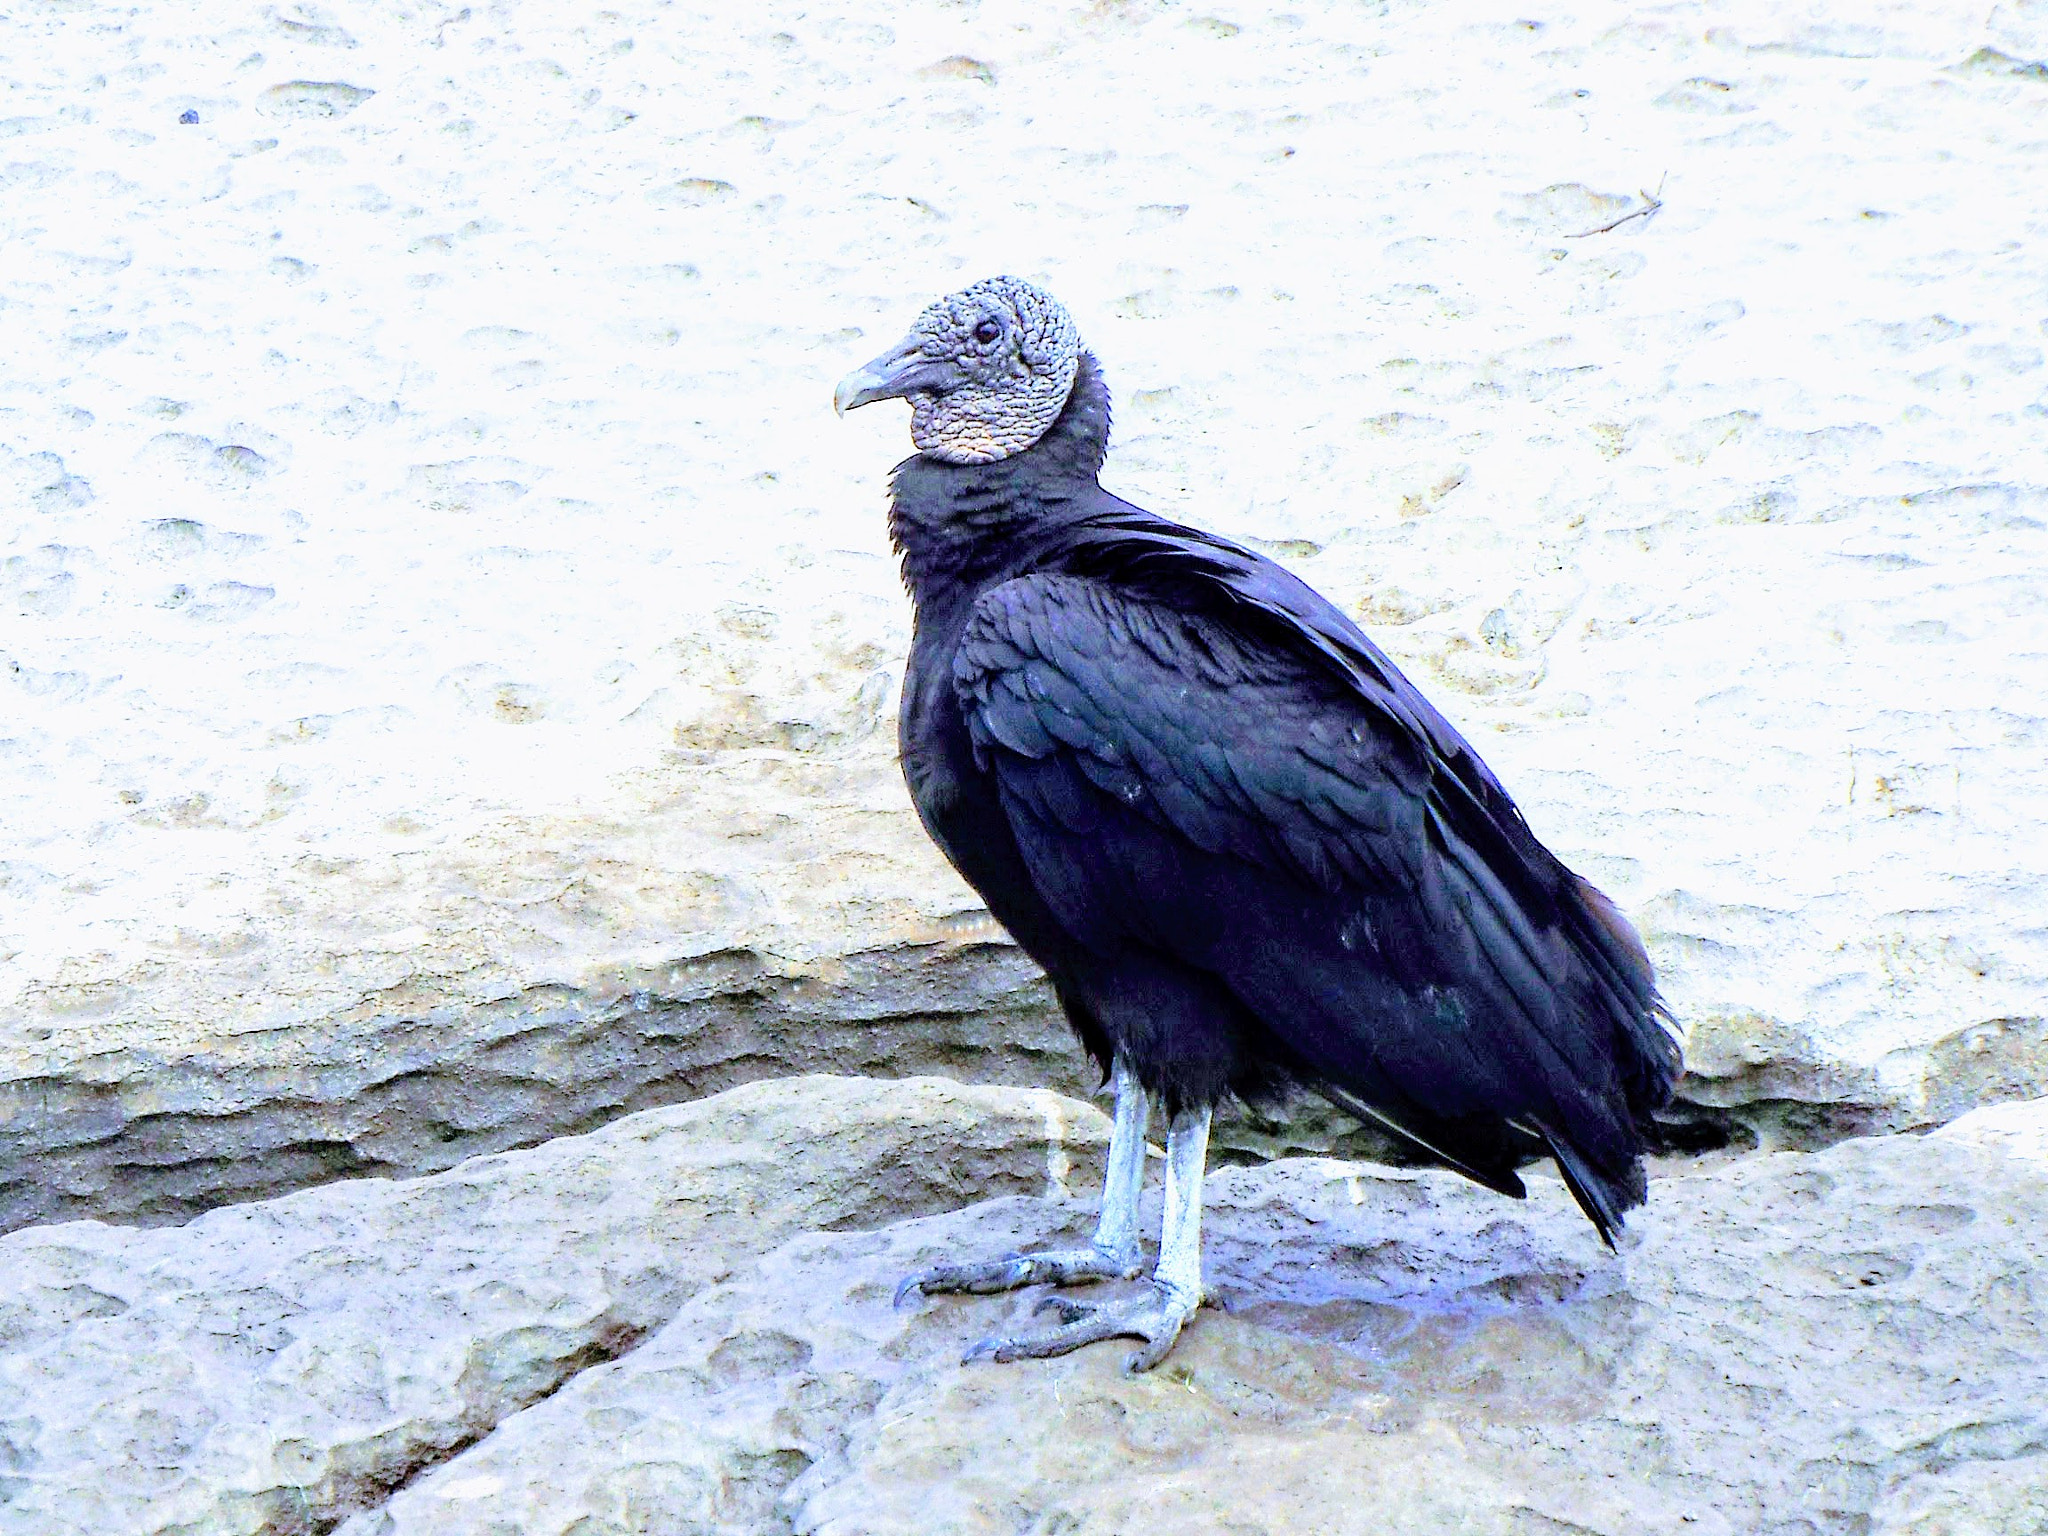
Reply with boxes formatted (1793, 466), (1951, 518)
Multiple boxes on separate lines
(885, 346), (1681, 1243)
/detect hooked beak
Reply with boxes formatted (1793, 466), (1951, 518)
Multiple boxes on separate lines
(833, 336), (959, 416)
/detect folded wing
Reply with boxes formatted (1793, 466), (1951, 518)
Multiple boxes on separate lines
(954, 561), (1680, 1238)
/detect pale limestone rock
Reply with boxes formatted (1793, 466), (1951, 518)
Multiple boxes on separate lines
(5, 0), (2047, 1228)
(1872, 1454), (2048, 1536)
(0, 1076), (1108, 1536)
(7, 1077), (2044, 1533)
(225, 1097), (2048, 1535)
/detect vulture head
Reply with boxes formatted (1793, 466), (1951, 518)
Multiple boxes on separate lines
(834, 276), (1082, 464)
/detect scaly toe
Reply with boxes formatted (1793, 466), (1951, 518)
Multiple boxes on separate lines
(895, 1245), (1141, 1308)
(1033, 1294), (1094, 1325)
(961, 1282), (1200, 1369)
(894, 1253), (1030, 1307)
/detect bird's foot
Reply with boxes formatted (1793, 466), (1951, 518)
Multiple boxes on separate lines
(894, 1244), (1141, 1307)
(964, 1279), (1205, 1374)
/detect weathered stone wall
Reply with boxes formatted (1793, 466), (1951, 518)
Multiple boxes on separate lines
(3, 0), (2045, 1226)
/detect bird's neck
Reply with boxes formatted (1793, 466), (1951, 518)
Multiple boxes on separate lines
(887, 351), (1113, 614)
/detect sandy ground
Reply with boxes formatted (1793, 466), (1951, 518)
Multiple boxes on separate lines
(2, 0), (2045, 1110)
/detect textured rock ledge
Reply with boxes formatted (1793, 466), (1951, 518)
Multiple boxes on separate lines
(0, 933), (1439, 1237)
(10, 918), (2044, 1237)
(349, 1098), (2048, 1536)
(6, 1076), (2045, 1535)
(0, 939), (1081, 1235)
(0, 1075), (1109, 1536)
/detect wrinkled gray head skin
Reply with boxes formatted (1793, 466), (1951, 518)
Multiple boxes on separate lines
(833, 276), (1083, 464)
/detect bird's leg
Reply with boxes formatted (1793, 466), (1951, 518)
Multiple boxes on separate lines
(895, 1056), (1151, 1306)
(1090, 1053), (1152, 1268)
(965, 1101), (1212, 1373)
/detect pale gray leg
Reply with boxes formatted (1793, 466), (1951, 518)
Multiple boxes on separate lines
(895, 1056), (1151, 1305)
(967, 1102), (1213, 1373)
(1090, 1053), (1151, 1268)
(1152, 1099), (1211, 1313)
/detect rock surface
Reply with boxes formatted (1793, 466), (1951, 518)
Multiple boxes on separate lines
(8, 1076), (2048, 1535)
(0, 1076), (1109, 1536)
(5, 0), (2047, 1222)
(347, 1097), (2048, 1536)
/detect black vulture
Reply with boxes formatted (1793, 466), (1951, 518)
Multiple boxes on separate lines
(834, 276), (1683, 1371)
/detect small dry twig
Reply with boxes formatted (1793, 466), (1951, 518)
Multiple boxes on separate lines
(1565, 174), (1667, 238)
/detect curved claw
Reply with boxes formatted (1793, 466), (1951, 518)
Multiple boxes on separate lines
(1124, 1324), (1183, 1375)
(961, 1333), (1004, 1364)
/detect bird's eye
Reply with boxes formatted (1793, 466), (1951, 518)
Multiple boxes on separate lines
(972, 319), (1002, 344)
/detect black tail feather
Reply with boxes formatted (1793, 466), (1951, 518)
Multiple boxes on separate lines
(1320, 1083), (1530, 1203)
(1538, 1124), (1646, 1248)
